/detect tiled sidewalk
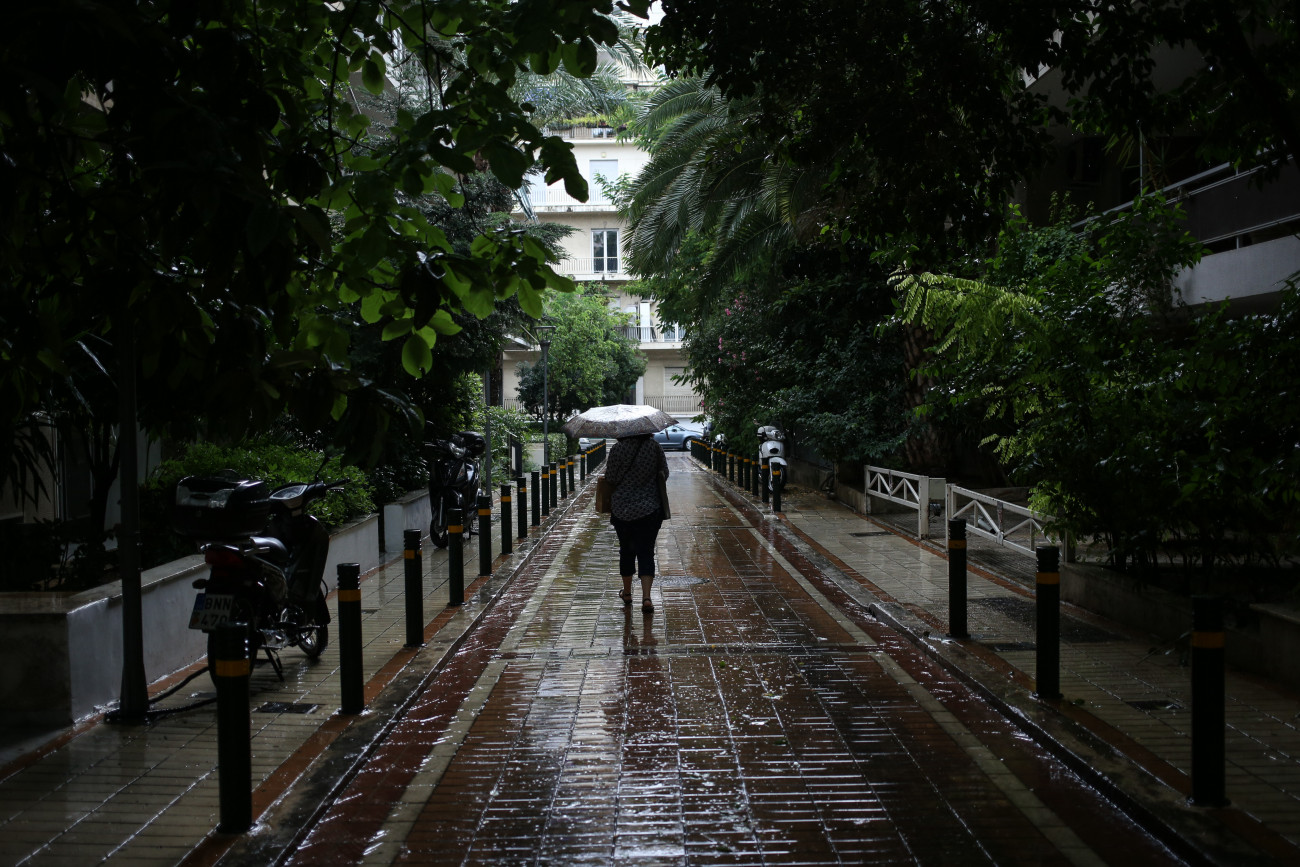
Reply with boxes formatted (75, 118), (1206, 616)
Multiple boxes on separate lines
(0, 484), (578, 867)
(762, 479), (1300, 863)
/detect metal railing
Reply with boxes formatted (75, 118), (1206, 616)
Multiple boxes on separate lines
(620, 325), (687, 344)
(945, 485), (1061, 559)
(865, 465), (941, 539)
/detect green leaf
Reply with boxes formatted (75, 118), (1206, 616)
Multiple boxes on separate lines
(362, 55), (386, 95)
(401, 332), (433, 376)
(382, 318), (413, 341)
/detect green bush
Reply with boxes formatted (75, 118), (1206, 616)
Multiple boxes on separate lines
(140, 440), (375, 569)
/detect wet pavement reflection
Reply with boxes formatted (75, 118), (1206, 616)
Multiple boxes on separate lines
(287, 456), (1179, 866)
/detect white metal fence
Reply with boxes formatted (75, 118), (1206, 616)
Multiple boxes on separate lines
(865, 465), (942, 539)
(945, 484), (1061, 559)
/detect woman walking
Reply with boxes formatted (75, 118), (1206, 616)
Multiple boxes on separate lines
(604, 432), (670, 613)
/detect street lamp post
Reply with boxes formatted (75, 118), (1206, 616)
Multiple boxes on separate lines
(535, 325), (556, 466)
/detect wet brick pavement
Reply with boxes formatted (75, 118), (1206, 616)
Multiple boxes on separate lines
(1, 453), (1297, 865)
(284, 458), (1178, 866)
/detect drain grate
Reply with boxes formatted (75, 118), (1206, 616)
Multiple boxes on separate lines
(850, 531), (893, 537)
(1126, 698), (1182, 712)
(255, 702), (319, 714)
(654, 574), (709, 587)
(987, 641), (1037, 653)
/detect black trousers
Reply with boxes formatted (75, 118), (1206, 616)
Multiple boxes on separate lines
(611, 512), (664, 576)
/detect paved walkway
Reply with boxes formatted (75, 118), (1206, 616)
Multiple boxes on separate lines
(0, 454), (1297, 866)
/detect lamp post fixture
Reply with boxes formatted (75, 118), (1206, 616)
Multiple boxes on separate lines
(535, 325), (556, 465)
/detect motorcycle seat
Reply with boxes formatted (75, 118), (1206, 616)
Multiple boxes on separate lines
(249, 535), (289, 565)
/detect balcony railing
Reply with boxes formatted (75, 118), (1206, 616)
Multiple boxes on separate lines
(524, 186), (615, 211)
(621, 325), (687, 344)
(557, 257), (624, 279)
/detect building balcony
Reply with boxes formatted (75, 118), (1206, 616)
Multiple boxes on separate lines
(555, 257), (627, 281)
(621, 325), (687, 347)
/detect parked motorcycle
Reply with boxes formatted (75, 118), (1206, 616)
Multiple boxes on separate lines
(757, 424), (787, 493)
(425, 430), (486, 549)
(175, 473), (341, 679)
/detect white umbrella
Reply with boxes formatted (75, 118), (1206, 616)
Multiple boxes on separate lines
(562, 404), (677, 439)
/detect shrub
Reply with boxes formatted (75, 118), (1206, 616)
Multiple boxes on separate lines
(140, 440), (375, 568)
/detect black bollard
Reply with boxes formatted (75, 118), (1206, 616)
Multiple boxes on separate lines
(500, 485), (512, 556)
(403, 529), (423, 648)
(477, 493), (491, 577)
(559, 457), (569, 499)
(568, 456), (576, 492)
(948, 519), (968, 639)
(541, 466), (551, 517)
(1191, 596), (1228, 807)
(1034, 545), (1062, 700)
(517, 476), (529, 539)
(531, 471), (541, 525)
(337, 563), (364, 714)
(550, 462), (559, 510)
(772, 465), (783, 512)
(213, 622), (252, 833)
(752, 458), (760, 498)
(580, 451), (587, 481)
(447, 508), (464, 606)
(761, 458), (770, 504)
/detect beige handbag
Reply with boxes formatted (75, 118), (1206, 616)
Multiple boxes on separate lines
(595, 475), (613, 513)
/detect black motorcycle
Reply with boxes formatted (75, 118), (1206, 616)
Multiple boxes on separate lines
(175, 472), (341, 679)
(426, 430), (485, 548)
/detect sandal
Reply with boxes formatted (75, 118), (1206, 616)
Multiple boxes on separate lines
(618, 589), (633, 607)
(642, 597), (654, 613)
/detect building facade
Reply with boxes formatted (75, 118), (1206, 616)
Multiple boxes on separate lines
(503, 122), (702, 421)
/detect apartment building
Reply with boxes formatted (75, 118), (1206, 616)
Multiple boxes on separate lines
(1020, 59), (1300, 314)
(502, 112), (703, 421)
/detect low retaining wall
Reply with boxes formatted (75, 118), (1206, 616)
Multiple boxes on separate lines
(1, 512), (382, 729)
(1062, 562), (1300, 692)
(381, 489), (432, 554)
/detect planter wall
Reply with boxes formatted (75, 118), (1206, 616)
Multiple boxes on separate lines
(1, 510), (385, 730)
(382, 489), (432, 554)
(1062, 562), (1300, 692)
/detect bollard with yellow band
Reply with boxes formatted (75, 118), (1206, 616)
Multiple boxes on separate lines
(568, 455), (576, 492)
(403, 529), (423, 648)
(772, 464), (783, 513)
(1191, 596), (1228, 806)
(559, 456), (569, 499)
(338, 562), (364, 714)
(517, 476), (529, 539)
(500, 485), (512, 556)
(1034, 545), (1062, 700)
(478, 494), (492, 578)
(531, 470), (541, 526)
(948, 519), (969, 638)
(447, 508), (464, 606)
(541, 465), (551, 517)
(213, 622), (252, 833)
(550, 461), (559, 510)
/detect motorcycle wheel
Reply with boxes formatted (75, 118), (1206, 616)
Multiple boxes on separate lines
(429, 490), (457, 548)
(297, 591), (330, 658)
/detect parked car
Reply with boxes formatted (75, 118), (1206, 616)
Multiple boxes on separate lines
(653, 422), (705, 451)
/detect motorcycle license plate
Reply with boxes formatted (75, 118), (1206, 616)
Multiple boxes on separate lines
(189, 593), (236, 630)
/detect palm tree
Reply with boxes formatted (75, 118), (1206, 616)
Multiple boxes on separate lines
(618, 77), (829, 287)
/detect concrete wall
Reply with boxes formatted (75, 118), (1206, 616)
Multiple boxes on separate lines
(1062, 562), (1300, 692)
(0, 510), (388, 729)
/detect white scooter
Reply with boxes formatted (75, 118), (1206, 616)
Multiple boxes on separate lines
(757, 425), (787, 495)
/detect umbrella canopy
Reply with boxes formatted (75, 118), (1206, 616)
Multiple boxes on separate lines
(562, 404), (677, 439)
